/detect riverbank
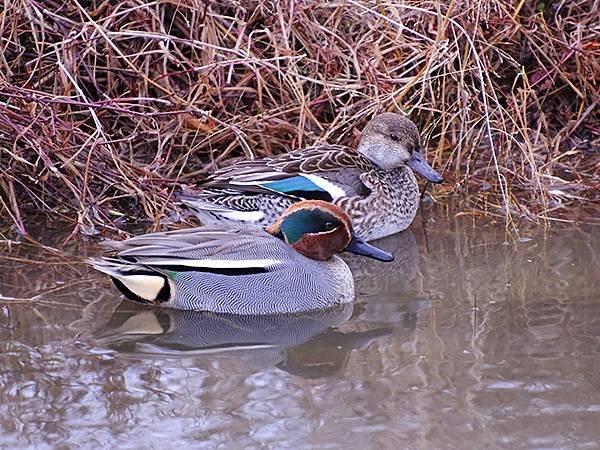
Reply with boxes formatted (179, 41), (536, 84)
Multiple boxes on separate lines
(1, 1), (598, 234)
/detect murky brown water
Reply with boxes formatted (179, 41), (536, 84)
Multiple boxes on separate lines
(1, 213), (599, 449)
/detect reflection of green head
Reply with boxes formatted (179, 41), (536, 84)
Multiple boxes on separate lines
(279, 209), (340, 244)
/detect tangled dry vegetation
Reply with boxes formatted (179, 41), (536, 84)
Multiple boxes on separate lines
(0, 0), (598, 235)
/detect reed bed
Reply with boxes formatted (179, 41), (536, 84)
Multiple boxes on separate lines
(0, 0), (598, 235)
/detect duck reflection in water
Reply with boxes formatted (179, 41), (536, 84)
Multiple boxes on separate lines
(342, 230), (419, 296)
(341, 229), (430, 331)
(99, 302), (392, 377)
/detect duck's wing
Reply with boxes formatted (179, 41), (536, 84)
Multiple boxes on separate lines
(89, 227), (287, 304)
(94, 226), (282, 272)
(199, 145), (372, 202)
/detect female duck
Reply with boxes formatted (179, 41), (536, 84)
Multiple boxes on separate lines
(179, 113), (443, 241)
(91, 200), (393, 315)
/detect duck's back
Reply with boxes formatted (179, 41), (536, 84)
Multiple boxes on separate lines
(179, 146), (373, 229)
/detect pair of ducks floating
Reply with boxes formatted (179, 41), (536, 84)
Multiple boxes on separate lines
(92, 113), (443, 314)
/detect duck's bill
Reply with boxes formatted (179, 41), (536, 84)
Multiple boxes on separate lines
(345, 234), (394, 262)
(408, 150), (444, 183)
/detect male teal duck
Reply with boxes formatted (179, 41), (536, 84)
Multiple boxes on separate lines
(179, 113), (443, 241)
(90, 200), (393, 315)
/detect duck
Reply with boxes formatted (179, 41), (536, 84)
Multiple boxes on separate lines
(99, 304), (393, 377)
(90, 200), (393, 315)
(179, 112), (443, 241)
(98, 303), (355, 360)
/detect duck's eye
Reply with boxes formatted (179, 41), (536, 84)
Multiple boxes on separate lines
(389, 133), (399, 142)
(323, 221), (336, 231)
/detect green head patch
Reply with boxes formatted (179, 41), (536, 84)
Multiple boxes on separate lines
(279, 208), (341, 244)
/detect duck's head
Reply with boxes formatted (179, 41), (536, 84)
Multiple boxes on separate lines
(357, 112), (443, 183)
(266, 200), (393, 262)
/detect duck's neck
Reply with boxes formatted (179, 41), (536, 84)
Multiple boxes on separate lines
(265, 221), (286, 242)
(371, 164), (418, 189)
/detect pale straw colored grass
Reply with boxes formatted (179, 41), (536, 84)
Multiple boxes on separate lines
(0, 0), (598, 234)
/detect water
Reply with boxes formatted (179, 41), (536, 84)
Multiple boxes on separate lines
(1, 214), (599, 449)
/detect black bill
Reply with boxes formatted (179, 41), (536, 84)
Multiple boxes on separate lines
(408, 149), (444, 183)
(345, 233), (394, 262)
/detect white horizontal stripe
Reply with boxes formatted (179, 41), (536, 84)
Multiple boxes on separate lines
(303, 174), (346, 200)
(220, 209), (264, 222)
(134, 343), (278, 356)
(142, 258), (280, 269)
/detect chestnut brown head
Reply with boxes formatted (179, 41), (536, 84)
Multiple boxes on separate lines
(266, 200), (393, 262)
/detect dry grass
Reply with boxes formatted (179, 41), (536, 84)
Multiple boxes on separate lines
(0, 0), (598, 235)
